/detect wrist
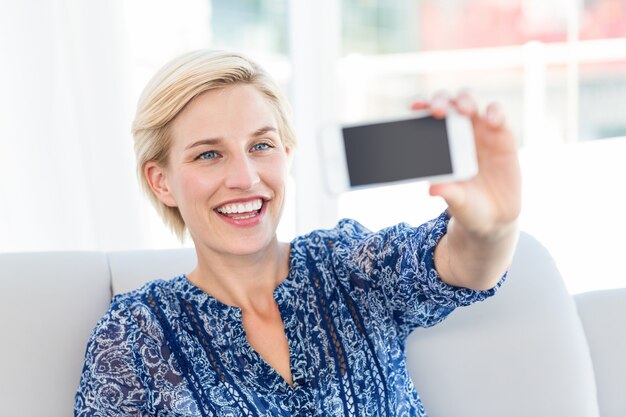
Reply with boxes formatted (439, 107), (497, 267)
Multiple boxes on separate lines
(438, 217), (519, 290)
(448, 215), (519, 245)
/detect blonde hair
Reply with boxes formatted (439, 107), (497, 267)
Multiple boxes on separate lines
(132, 50), (297, 240)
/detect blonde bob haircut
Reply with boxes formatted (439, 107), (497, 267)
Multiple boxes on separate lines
(132, 50), (297, 240)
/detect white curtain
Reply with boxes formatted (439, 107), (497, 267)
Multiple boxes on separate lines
(0, 0), (190, 252)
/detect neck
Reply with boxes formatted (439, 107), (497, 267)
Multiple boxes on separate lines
(188, 239), (290, 311)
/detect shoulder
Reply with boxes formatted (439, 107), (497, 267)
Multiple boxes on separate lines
(89, 276), (185, 347)
(111, 275), (186, 310)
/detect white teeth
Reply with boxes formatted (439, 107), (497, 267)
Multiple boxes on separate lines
(216, 199), (263, 214)
(232, 213), (256, 220)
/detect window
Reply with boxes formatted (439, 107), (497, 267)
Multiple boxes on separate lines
(336, 0), (626, 293)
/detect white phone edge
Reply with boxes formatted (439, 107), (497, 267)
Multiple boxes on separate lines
(319, 110), (478, 195)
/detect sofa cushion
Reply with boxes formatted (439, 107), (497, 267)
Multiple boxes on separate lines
(576, 288), (626, 417)
(405, 232), (600, 417)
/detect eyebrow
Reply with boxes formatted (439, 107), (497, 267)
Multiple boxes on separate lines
(184, 126), (278, 151)
(184, 138), (221, 150)
(252, 126), (278, 137)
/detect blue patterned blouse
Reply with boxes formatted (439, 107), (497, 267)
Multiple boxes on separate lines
(75, 212), (503, 416)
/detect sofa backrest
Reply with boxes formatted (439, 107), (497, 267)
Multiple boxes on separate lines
(107, 248), (196, 295)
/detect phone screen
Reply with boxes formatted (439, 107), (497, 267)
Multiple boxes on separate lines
(342, 116), (453, 187)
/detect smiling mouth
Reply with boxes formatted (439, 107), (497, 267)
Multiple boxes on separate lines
(215, 198), (264, 220)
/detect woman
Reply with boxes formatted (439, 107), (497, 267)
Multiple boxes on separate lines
(75, 50), (520, 416)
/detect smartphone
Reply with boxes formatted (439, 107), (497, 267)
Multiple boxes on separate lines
(320, 110), (477, 194)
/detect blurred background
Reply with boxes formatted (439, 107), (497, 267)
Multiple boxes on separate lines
(1, 0), (625, 294)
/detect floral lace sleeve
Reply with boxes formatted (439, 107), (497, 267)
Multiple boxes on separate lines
(334, 211), (505, 341)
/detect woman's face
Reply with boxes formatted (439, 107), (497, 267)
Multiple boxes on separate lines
(148, 84), (291, 257)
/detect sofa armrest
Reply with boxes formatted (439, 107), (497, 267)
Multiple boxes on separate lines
(576, 288), (626, 417)
(0, 252), (112, 417)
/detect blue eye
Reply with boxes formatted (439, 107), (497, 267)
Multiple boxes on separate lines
(197, 151), (219, 160)
(252, 142), (273, 152)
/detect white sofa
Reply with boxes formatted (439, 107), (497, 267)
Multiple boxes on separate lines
(1, 231), (624, 417)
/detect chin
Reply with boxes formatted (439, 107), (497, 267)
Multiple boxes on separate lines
(222, 240), (274, 257)
(198, 230), (278, 257)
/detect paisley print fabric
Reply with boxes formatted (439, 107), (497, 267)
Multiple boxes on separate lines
(75, 212), (504, 416)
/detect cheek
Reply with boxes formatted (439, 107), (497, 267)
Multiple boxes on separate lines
(172, 168), (218, 203)
(262, 156), (289, 190)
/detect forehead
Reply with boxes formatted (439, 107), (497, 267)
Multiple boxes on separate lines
(170, 84), (279, 147)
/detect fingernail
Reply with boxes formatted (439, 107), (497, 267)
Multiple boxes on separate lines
(487, 106), (502, 126)
(431, 97), (447, 111)
(456, 96), (472, 113)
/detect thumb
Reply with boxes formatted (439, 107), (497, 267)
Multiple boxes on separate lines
(429, 182), (467, 212)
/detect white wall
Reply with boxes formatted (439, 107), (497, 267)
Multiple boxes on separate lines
(518, 137), (626, 294)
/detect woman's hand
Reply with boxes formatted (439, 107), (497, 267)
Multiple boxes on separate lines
(412, 91), (521, 238)
(412, 91), (521, 290)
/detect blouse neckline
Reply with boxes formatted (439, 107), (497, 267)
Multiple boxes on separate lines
(175, 241), (298, 317)
(174, 241), (304, 391)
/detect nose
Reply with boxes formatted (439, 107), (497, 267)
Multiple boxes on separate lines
(224, 153), (260, 190)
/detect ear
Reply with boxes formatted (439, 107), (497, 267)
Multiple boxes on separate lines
(144, 162), (178, 207)
(284, 145), (295, 172)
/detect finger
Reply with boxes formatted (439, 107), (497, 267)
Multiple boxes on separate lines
(453, 91), (477, 117)
(485, 102), (505, 128)
(429, 182), (467, 211)
(430, 91), (450, 118)
(410, 100), (429, 111)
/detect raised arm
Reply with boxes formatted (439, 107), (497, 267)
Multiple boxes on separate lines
(413, 92), (521, 291)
